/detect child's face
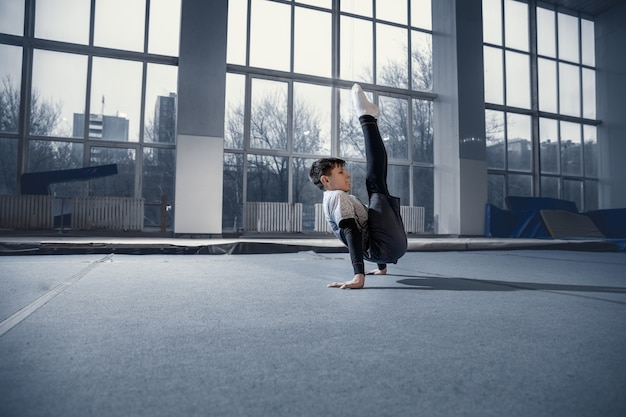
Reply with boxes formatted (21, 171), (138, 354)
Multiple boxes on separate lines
(322, 164), (351, 192)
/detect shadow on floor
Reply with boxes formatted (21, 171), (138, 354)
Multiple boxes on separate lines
(366, 274), (626, 297)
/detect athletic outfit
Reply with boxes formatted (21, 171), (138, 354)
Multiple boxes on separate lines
(323, 115), (408, 274)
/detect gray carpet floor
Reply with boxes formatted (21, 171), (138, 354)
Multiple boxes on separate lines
(1, 249), (625, 416)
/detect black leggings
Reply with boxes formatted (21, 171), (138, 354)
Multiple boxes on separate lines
(359, 115), (407, 265)
(360, 115), (390, 198)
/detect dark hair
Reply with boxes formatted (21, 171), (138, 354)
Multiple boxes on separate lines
(309, 158), (346, 190)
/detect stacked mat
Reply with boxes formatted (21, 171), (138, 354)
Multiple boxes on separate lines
(485, 196), (626, 251)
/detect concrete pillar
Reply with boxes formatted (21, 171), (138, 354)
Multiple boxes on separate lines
(596, 2), (626, 209)
(174, 0), (228, 234)
(432, 0), (487, 235)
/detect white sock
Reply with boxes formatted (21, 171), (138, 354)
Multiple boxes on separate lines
(351, 83), (379, 118)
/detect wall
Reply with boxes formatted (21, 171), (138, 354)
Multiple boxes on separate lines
(174, 0), (228, 234)
(433, 0), (487, 236)
(596, 2), (626, 209)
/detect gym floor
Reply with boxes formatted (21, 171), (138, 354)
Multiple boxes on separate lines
(1, 236), (625, 416)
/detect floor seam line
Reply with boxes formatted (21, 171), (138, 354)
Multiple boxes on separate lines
(0, 253), (113, 337)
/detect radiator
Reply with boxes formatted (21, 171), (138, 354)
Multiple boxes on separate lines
(314, 204), (332, 233)
(314, 203), (425, 234)
(71, 197), (144, 231)
(243, 202), (303, 233)
(400, 206), (425, 233)
(0, 195), (54, 229)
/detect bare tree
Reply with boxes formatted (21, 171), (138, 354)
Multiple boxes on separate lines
(0, 76), (63, 136)
(0, 76), (21, 133)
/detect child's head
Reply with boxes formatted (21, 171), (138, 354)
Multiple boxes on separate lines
(309, 157), (347, 190)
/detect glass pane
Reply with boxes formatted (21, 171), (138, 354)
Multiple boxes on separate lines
(339, 87), (365, 158)
(379, 95), (408, 160)
(297, 0), (331, 8)
(250, 0), (290, 72)
(223, 152), (244, 231)
(504, 0), (528, 51)
(340, 16), (373, 83)
(377, 23), (408, 88)
(294, 158), (322, 232)
(148, 0), (181, 56)
(94, 0), (146, 52)
(539, 118), (558, 174)
(583, 125), (597, 178)
(0, 45), (23, 134)
(247, 154), (288, 202)
(341, 0), (373, 17)
(225, 73), (246, 149)
(293, 157), (321, 206)
(250, 78), (287, 150)
(293, 83), (331, 155)
(144, 63), (177, 143)
(35, 0), (89, 44)
(582, 68), (596, 119)
(584, 180), (598, 211)
(485, 110), (505, 169)
(483, 46), (503, 105)
(377, 0), (407, 24)
(560, 121), (582, 176)
(27, 140), (83, 172)
(227, 0), (248, 65)
(488, 174), (505, 209)
(562, 179), (582, 209)
(32, 50), (87, 137)
(411, 31), (432, 91)
(411, 0), (431, 31)
(506, 113), (531, 172)
(558, 13), (579, 63)
(482, 0), (502, 46)
(581, 19), (595, 67)
(541, 176), (559, 199)
(293, 156), (322, 232)
(89, 147), (136, 197)
(508, 173), (532, 197)
(559, 63), (580, 117)
(348, 161), (367, 204)
(388, 164), (409, 205)
(0, 0), (24, 36)
(142, 147), (175, 228)
(27, 140), (84, 199)
(505, 51), (530, 109)
(538, 58), (557, 113)
(90, 57), (143, 141)
(294, 7), (331, 77)
(536, 7), (555, 58)
(0, 138), (18, 194)
(412, 166), (433, 232)
(412, 98), (433, 163)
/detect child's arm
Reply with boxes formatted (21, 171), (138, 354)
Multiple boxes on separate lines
(327, 218), (366, 289)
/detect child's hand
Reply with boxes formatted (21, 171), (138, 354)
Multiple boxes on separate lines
(327, 274), (365, 289)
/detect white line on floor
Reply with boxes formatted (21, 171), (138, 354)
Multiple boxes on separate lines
(0, 254), (114, 337)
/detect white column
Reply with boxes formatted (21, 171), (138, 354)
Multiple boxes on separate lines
(432, 0), (487, 236)
(174, 0), (228, 234)
(596, 2), (626, 209)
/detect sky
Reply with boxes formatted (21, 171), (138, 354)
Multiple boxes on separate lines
(0, 0), (180, 141)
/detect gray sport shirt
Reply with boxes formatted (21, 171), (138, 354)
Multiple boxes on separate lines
(323, 190), (369, 247)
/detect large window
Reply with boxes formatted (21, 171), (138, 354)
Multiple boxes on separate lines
(483, 0), (598, 211)
(224, 0), (435, 232)
(0, 0), (181, 229)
